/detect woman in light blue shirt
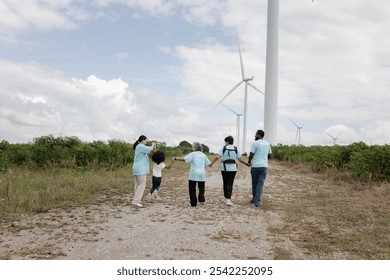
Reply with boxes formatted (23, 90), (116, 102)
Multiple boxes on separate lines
(173, 142), (211, 207)
(132, 135), (156, 207)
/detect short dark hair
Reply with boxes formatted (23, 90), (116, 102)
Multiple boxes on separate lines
(256, 130), (265, 138)
(224, 136), (234, 145)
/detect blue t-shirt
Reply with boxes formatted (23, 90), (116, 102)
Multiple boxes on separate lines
(132, 144), (152, 176)
(218, 145), (242, 172)
(249, 139), (272, 168)
(184, 151), (211, 182)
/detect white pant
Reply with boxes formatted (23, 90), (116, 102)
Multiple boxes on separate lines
(133, 175), (147, 204)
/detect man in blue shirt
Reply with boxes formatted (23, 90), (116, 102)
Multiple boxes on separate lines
(247, 130), (272, 207)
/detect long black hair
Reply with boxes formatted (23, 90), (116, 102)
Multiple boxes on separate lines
(133, 135), (147, 150)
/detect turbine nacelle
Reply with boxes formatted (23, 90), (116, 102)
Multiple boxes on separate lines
(214, 38), (264, 153)
(243, 76), (254, 82)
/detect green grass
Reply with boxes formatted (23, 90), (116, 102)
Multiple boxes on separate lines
(0, 167), (133, 219)
(271, 162), (390, 259)
(0, 154), (218, 218)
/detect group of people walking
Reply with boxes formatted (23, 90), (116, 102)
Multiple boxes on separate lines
(131, 130), (272, 208)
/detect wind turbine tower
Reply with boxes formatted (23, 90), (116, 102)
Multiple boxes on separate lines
(215, 40), (264, 153)
(222, 104), (243, 151)
(289, 118), (308, 146)
(264, 0), (279, 145)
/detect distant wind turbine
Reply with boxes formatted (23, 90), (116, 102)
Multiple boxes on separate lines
(222, 104), (243, 151)
(289, 118), (308, 145)
(215, 39), (264, 153)
(326, 131), (343, 145)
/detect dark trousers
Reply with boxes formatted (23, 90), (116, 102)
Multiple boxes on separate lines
(150, 176), (162, 194)
(221, 171), (236, 199)
(251, 167), (267, 206)
(188, 180), (205, 206)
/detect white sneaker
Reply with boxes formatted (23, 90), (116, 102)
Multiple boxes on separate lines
(226, 199), (233, 206)
(152, 190), (159, 200)
(132, 202), (143, 207)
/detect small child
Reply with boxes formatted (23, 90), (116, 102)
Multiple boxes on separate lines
(148, 150), (173, 200)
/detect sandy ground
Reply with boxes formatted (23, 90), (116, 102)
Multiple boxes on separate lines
(0, 161), (308, 260)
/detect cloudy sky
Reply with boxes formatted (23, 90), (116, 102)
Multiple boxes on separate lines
(1, 0), (389, 152)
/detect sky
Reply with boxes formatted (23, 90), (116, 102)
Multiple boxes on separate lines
(1, 0), (389, 153)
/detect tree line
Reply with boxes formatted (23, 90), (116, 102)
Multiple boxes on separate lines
(0, 135), (210, 172)
(272, 142), (390, 181)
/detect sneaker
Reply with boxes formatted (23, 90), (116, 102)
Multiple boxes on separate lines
(152, 190), (159, 200)
(132, 202), (143, 207)
(226, 199), (233, 206)
(199, 202), (205, 205)
(147, 193), (152, 200)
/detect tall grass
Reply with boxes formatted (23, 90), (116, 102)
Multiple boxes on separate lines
(0, 166), (133, 219)
(270, 161), (390, 259)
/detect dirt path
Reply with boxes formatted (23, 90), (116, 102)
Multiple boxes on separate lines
(0, 161), (309, 260)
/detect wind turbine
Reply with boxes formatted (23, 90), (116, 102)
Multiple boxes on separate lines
(326, 131), (343, 145)
(222, 104), (243, 151)
(264, 0), (279, 145)
(264, 0), (315, 145)
(215, 40), (264, 153)
(289, 118), (308, 145)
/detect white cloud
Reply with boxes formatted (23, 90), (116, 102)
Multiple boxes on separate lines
(0, 59), (137, 142)
(116, 52), (129, 61)
(0, 0), (90, 42)
(0, 59), (222, 149)
(1, 0), (390, 151)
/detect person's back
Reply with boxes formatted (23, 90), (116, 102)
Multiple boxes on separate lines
(250, 139), (271, 168)
(185, 151), (209, 181)
(248, 130), (272, 208)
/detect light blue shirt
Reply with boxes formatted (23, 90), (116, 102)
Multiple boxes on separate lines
(250, 139), (272, 168)
(132, 144), (152, 176)
(184, 151), (211, 181)
(218, 145), (242, 172)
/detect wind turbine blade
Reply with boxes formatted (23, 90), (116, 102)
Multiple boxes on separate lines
(326, 132), (335, 140)
(222, 104), (239, 115)
(214, 80), (244, 108)
(238, 40), (245, 80)
(336, 131), (344, 138)
(247, 82), (265, 95)
(301, 120), (310, 127)
(288, 117), (299, 128)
